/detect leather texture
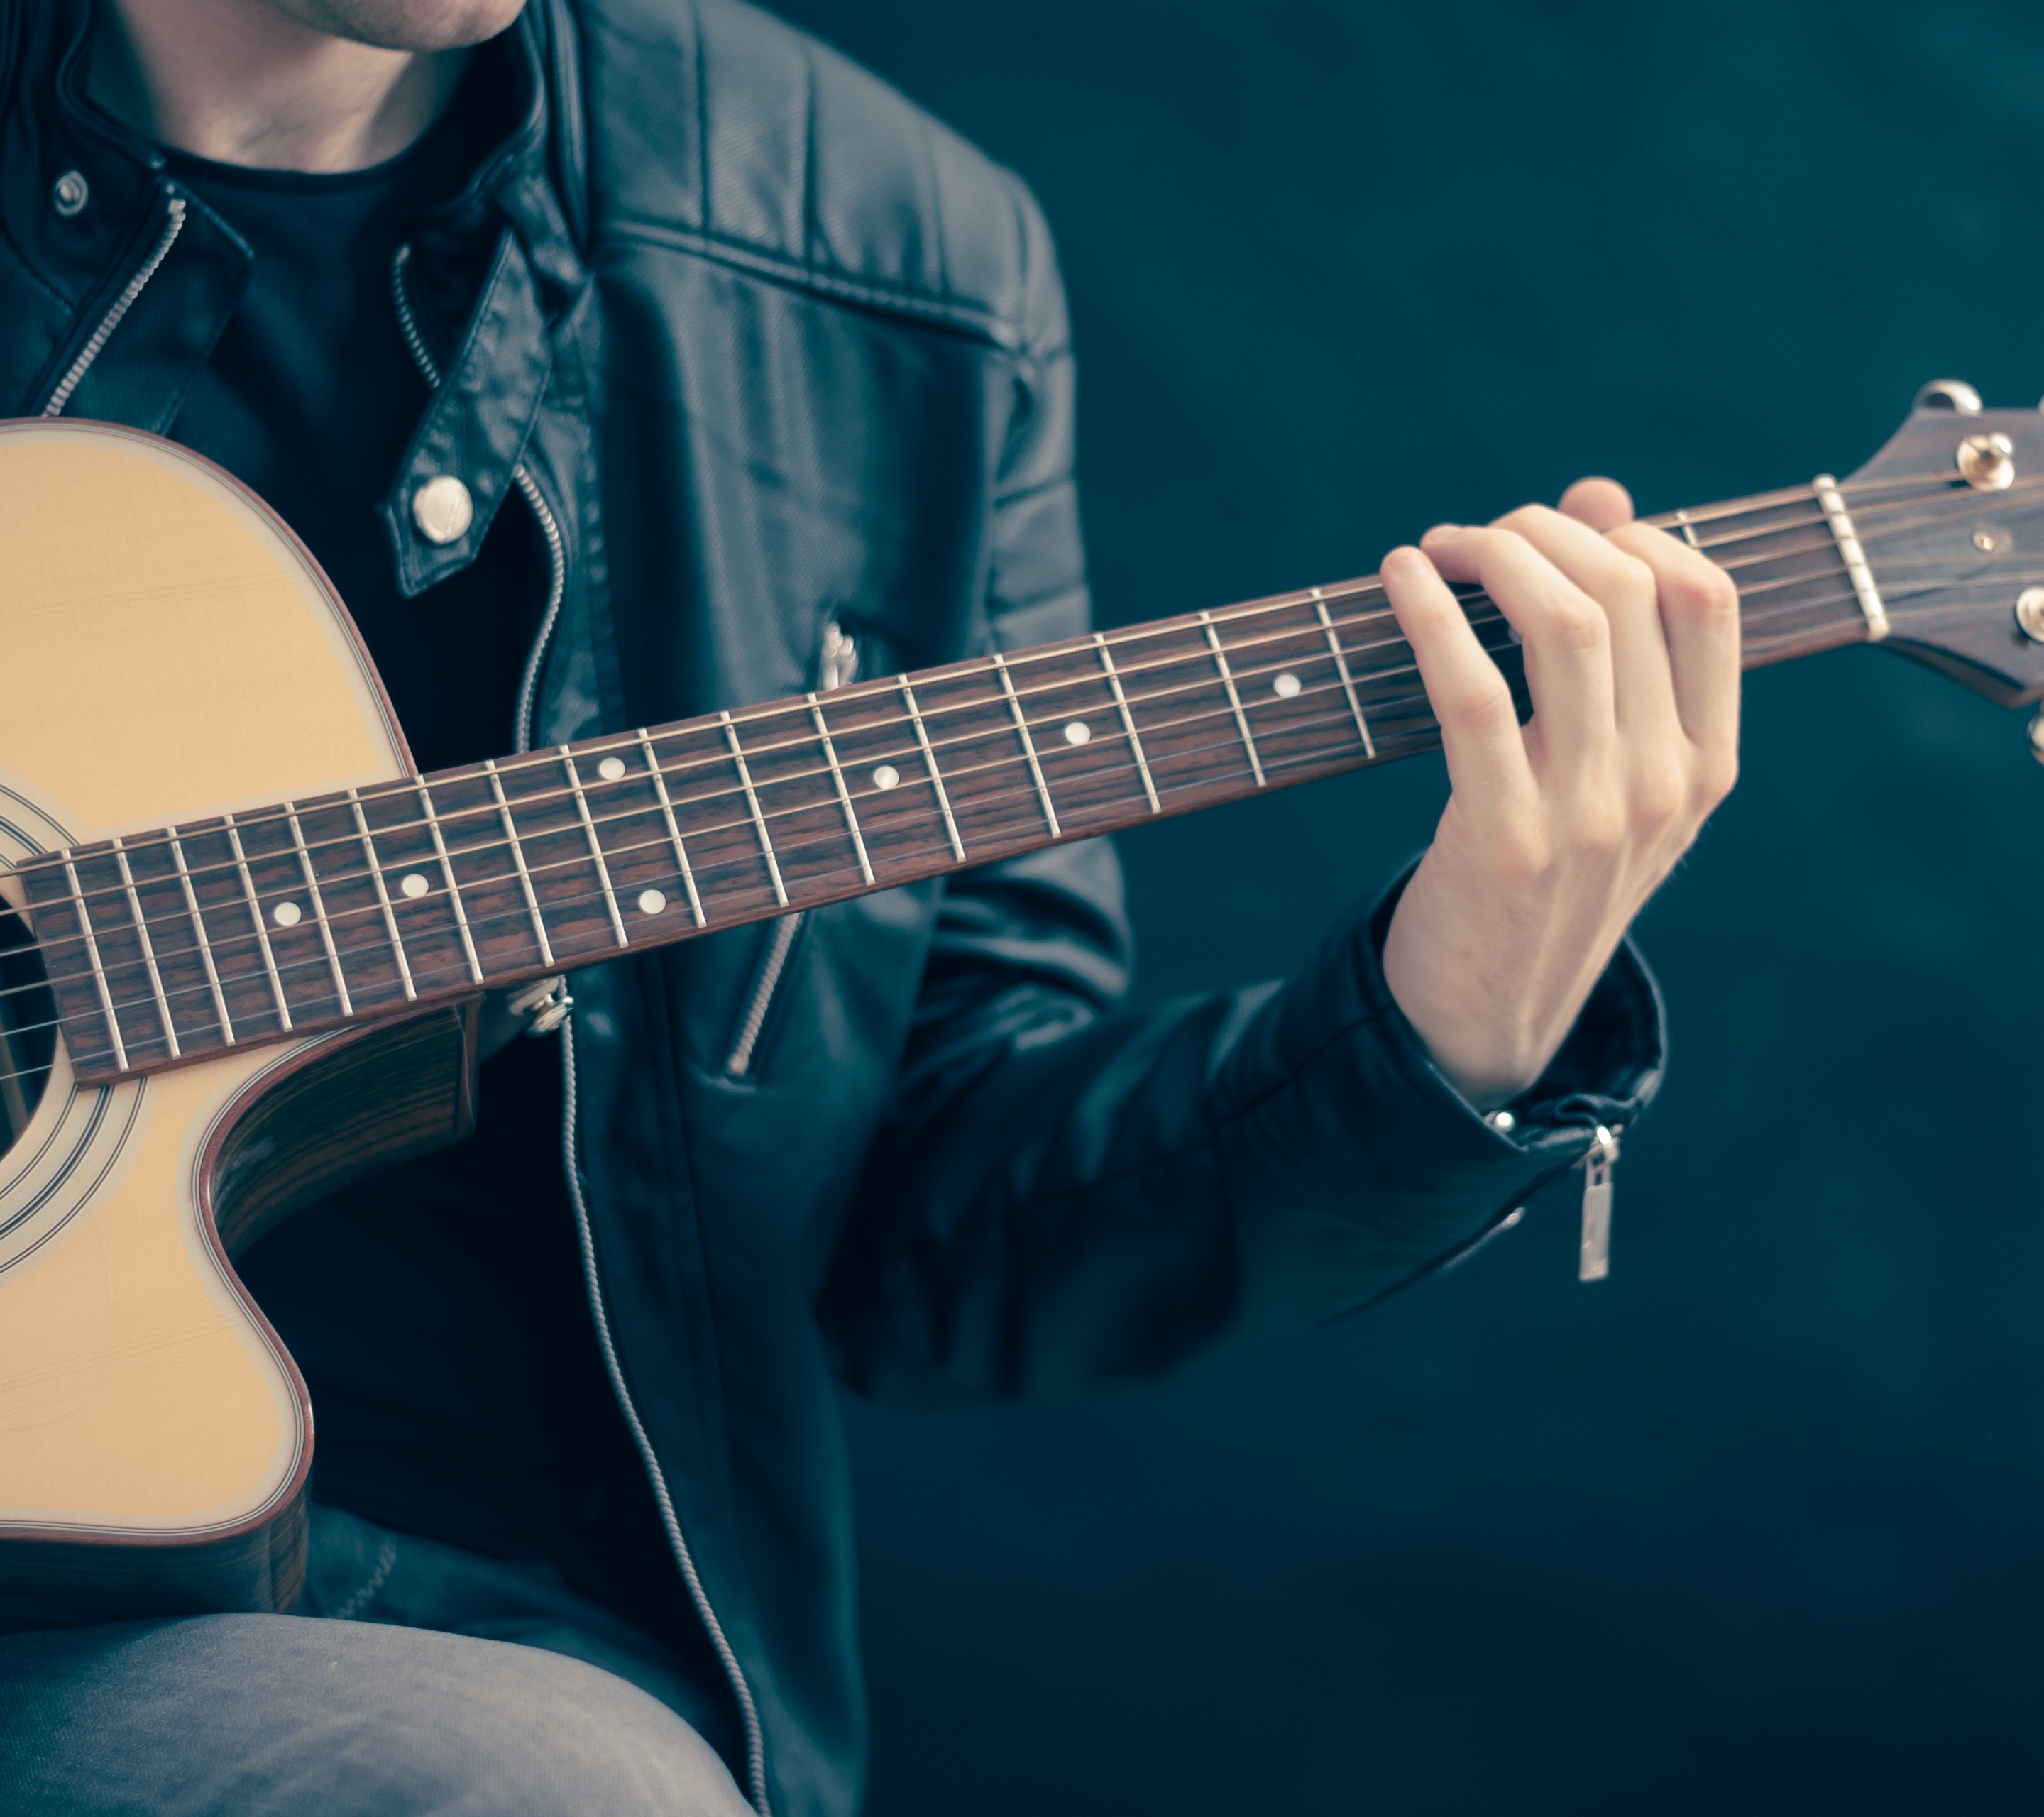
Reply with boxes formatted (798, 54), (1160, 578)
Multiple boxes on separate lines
(0, 5), (1665, 1812)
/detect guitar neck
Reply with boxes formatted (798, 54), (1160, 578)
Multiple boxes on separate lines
(21, 476), (1881, 1085)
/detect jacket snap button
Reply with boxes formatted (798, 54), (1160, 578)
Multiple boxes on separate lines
(51, 170), (88, 217)
(411, 474), (473, 544)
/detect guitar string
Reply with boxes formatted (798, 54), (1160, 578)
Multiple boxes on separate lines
(1, 520), (2006, 1031)
(10, 474), (1983, 933)
(12, 466), (1996, 918)
(3, 473), (2022, 1030)
(4, 528), (2006, 999)
(0, 632), (1493, 1036)
(0, 551), (2011, 1057)
(6, 535), (1888, 969)
(14, 465), (2011, 946)
(0, 565), (2019, 1077)
(0, 697), (1504, 1082)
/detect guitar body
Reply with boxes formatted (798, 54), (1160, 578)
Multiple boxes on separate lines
(0, 422), (479, 1630)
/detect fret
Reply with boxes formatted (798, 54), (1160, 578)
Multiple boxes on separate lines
(559, 752), (630, 948)
(1674, 507), (1702, 549)
(1199, 609), (1267, 787)
(283, 803), (353, 1019)
(808, 695), (874, 886)
(1312, 589), (1376, 760)
(484, 759), (557, 966)
(346, 789), (416, 1002)
(635, 730), (705, 926)
(168, 827), (234, 1042)
(720, 711), (789, 907)
(1092, 634), (1160, 815)
(414, 780), (485, 985)
(60, 850), (128, 1070)
(221, 812), (292, 1031)
(110, 835), (179, 1059)
(991, 652), (1061, 838)
(896, 678), (965, 862)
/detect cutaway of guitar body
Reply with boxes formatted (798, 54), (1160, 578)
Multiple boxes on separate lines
(0, 422), (477, 1630)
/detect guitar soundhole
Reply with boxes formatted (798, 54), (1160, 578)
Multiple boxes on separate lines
(0, 908), (53, 1153)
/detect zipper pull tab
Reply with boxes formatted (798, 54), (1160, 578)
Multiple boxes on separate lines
(1578, 1124), (1618, 1283)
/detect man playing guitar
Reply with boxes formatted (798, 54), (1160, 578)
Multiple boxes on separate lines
(0, 1), (1736, 1812)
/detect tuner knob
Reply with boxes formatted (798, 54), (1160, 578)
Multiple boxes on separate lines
(1958, 432), (2016, 491)
(2019, 589), (2044, 643)
(1918, 378), (1984, 414)
(2028, 713), (2044, 762)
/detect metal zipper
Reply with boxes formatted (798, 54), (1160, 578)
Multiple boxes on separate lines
(1578, 1124), (1619, 1283)
(393, 246), (566, 755)
(720, 620), (856, 1076)
(510, 463), (566, 753)
(561, 1021), (771, 1816)
(722, 913), (801, 1077)
(41, 192), (187, 417)
(397, 240), (773, 1811)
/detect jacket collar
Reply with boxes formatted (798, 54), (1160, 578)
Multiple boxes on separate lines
(4, 1), (586, 597)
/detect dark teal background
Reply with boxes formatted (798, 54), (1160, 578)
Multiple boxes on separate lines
(768, 4), (2044, 1809)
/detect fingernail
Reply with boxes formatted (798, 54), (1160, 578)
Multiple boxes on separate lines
(1419, 522), (1460, 544)
(1383, 545), (1424, 578)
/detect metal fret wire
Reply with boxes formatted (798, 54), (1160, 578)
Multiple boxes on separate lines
(0, 552), (1974, 1046)
(0, 649), (1495, 1053)
(485, 758), (559, 966)
(348, 787), (418, 1001)
(111, 835), (179, 1057)
(21, 500), (1904, 945)
(23, 466), (1994, 928)
(560, 752), (630, 949)
(808, 693), (874, 885)
(285, 803), (353, 1019)
(168, 827), (236, 1041)
(0, 583), (1863, 1060)
(0, 534), (1977, 1031)
(8, 463), (1987, 935)
(0, 574), (1957, 1076)
(222, 811), (292, 1030)
(6, 473), (2009, 1056)
(416, 781), (485, 984)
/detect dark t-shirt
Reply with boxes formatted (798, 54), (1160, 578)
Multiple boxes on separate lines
(161, 94), (705, 1663)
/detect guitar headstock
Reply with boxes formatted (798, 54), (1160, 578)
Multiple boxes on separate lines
(1837, 380), (2044, 711)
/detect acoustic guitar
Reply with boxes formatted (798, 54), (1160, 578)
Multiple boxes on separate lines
(1, 384), (2039, 1631)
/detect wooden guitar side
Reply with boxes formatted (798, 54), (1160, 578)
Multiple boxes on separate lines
(0, 422), (478, 1630)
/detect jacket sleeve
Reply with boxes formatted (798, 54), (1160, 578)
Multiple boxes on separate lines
(815, 179), (1668, 1405)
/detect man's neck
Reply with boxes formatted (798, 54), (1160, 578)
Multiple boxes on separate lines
(89, 0), (468, 172)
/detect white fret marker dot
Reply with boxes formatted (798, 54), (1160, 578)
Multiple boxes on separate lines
(1063, 720), (1091, 745)
(872, 764), (901, 790)
(272, 901), (302, 928)
(400, 872), (429, 899)
(598, 757), (627, 781)
(637, 889), (667, 916)
(1272, 671), (1302, 698)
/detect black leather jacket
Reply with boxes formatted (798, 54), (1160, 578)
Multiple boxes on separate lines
(0, 3), (1664, 1811)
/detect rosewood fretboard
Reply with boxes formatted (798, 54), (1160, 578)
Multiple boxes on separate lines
(9, 473), (1937, 1087)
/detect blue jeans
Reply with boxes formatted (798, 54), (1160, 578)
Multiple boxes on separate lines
(0, 1508), (752, 1816)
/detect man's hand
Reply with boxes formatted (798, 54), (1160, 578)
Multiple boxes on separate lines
(1378, 478), (1740, 1111)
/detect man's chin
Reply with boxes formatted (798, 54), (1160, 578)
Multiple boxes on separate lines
(280, 0), (530, 53)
